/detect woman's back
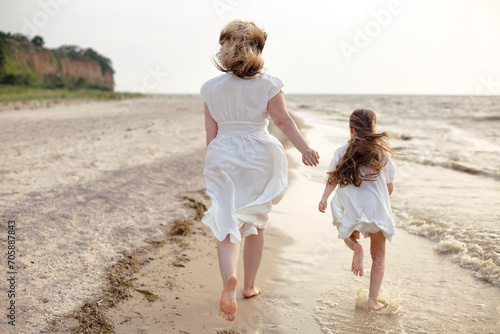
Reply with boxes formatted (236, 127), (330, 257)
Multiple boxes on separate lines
(201, 72), (283, 124)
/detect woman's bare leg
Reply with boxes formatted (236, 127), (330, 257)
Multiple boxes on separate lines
(242, 228), (264, 297)
(368, 231), (387, 311)
(217, 235), (240, 321)
(344, 231), (363, 276)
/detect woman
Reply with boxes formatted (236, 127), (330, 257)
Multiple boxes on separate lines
(201, 20), (319, 321)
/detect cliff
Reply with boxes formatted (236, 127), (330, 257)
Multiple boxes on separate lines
(0, 33), (114, 91)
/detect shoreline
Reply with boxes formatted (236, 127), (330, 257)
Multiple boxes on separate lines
(275, 106), (500, 333)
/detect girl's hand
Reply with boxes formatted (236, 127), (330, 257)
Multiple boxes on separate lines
(318, 199), (327, 213)
(302, 149), (320, 167)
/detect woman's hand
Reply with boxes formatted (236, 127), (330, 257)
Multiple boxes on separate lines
(302, 148), (320, 167)
(318, 199), (327, 213)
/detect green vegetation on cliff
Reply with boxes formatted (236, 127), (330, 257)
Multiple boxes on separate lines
(0, 31), (114, 92)
(0, 85), (142, 104)
(56, 45), (114, 75)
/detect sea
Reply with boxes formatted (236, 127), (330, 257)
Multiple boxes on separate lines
(265, 94), (500, 333)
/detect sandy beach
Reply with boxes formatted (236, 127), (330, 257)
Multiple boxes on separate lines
(1, 95), (500, 334)
(1, 95), (208, 332)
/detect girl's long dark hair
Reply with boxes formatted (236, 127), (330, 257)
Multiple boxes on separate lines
(328, 109), (396, 187)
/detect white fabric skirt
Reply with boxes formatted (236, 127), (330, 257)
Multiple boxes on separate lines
(202, 122), (288, 243)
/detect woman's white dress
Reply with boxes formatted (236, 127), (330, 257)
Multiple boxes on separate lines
(329, 144), (396, 241)
(201, 72), (288, 243)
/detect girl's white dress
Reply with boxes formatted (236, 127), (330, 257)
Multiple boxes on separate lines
(329, 144), (396, 241)
(201, 73), (288, 243)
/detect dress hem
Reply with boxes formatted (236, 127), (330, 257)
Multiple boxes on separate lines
(333, 220), (394, 242)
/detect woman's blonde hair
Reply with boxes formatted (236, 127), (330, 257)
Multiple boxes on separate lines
(213, 20), (267, 78)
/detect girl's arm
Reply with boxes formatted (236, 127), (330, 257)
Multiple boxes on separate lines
(268, 92), (319, 166)
(319, 181), (337, 213)
(204, 102), (218, 146)
(387, 182), (394, 196)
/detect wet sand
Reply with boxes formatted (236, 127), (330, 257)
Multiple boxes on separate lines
(1, 96), (499, 333)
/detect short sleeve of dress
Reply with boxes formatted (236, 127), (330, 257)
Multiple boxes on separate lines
(328, 146), (345, 172)
(328, 155), (338, 172)
(267, 75), (284, 101)
(200, 82), (208, 101)
(383, 157), (395, 183)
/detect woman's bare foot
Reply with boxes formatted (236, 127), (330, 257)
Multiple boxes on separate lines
(242, 286), (261, 298)
(352, 243), (364, 276)
(369, 300), (388, 311)
(220, 275), (238, 321)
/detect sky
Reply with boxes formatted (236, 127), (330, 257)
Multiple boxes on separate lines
(1, 0), (499, 95)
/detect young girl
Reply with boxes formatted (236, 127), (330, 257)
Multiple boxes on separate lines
(318, 108), (396, 311)
(202, 20), (319, 322)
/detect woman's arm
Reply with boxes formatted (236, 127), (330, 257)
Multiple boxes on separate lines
(204, 102), (218, 146)
(387, 182), (394, 196)
(268, 92), (319, 166)
(318, 181), (337, 213)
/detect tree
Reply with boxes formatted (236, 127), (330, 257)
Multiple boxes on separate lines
(83, 47), (114, 74)
(57, 45), (114, 75)
(7, 33), (29, 42)
(31, 35), (45, 47)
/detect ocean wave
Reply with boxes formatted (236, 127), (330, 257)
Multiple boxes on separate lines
(291, 103), (334, 113)
(396, 213), (500, 287)
(472, 115), (500, 122)
(398, 156), (500, 180)
(391, 132), (412, 141)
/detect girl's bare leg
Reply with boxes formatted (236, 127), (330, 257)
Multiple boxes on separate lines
(368, 231), (387, 311)
(344, 231), (363, 276)
(242, 228), (264, 297)
(217, 235), (240, 321)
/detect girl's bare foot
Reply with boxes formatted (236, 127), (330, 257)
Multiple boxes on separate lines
(369, 300), (388, 311)
(242, 286), (261, 298)
(220, 275), (238, 321)
(352, 243), (364, 276)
